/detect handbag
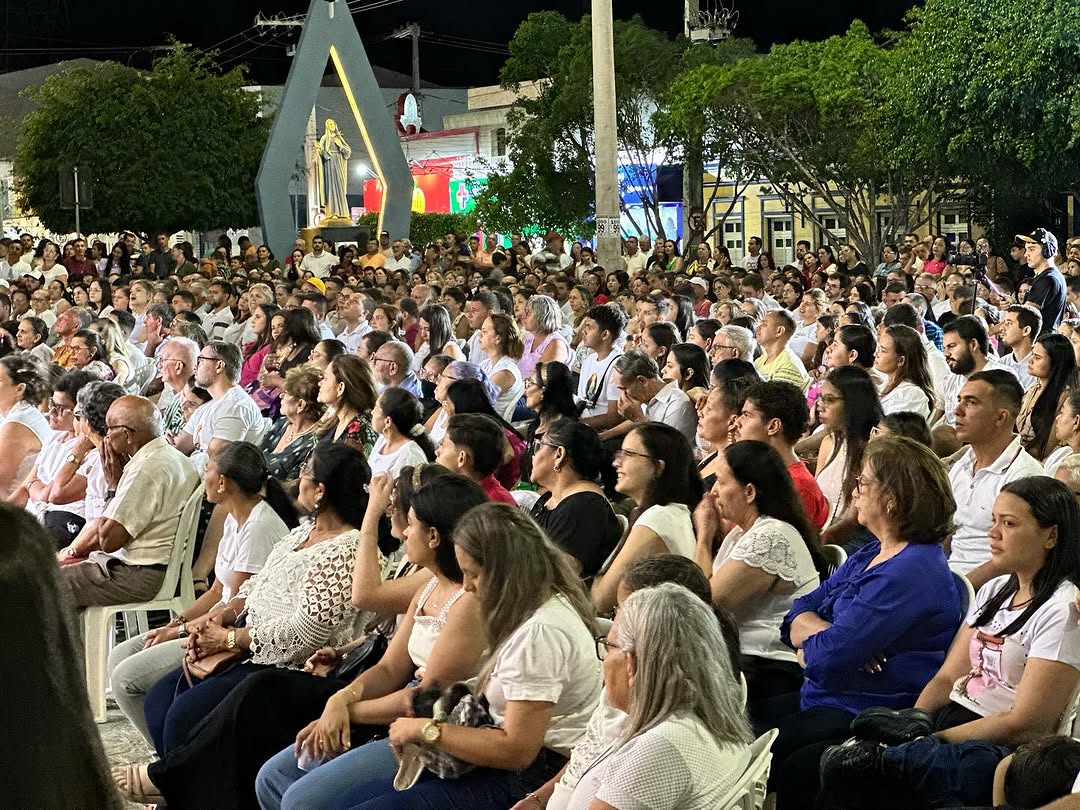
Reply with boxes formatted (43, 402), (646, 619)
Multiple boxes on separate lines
(181, 649), (246, 685)
(330, 631), (388, 681)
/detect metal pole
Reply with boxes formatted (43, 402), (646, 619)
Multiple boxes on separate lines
(73, 165), (81, 236)
(591, 0), (621, 272)
(683, 0), (704, 256)
(410, 23), (420, 95)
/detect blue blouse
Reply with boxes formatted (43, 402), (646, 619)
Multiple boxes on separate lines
(780, 540), (962, 715)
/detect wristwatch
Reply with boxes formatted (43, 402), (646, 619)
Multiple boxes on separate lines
(177, 621), (189, 638)
(420, 719), (442, 744)
(226, 629), (237, 651)
(66, 453), (84, 466)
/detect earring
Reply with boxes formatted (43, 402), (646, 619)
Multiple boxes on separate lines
(553, 461), (563, 473)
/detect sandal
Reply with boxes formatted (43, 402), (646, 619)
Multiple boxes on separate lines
(112, 763), (165, 805)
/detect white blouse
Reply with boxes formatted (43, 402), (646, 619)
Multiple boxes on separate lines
(215, 500), (291, 603)
(712, 516), (820, 662)
(240, 522), (373, 668)
(635, 503), (695, 558)
(368, 436), (430, 480)
(480, 355), (524, 421)
(879, 380), (932, 418)
(483, 594), (601, 756)
(27, 433), (82, 520)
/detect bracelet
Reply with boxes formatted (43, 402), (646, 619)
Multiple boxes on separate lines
(226, 629), (237, 650)
(341, 686), (359, 703)
(525, 792), (544, 808)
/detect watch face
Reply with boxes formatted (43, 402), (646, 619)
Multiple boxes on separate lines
(422, 722), (439, 743)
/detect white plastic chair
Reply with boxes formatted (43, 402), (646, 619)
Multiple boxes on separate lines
(511, 489), (540, 513)
(820, 544), (847, 576)
(719, 728), (780, 810)
(952, 571), (976, 617)
(83, 485), (204, 723)
(596, 514), (630, 575)
(1058, 685), (1080, 736)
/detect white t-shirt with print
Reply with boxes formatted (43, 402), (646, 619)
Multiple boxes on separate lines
(482, 594), (601, 756)
(577, 350), (622, 419)
(950, 577), (1080, 717)
(566, 713), (751, 810)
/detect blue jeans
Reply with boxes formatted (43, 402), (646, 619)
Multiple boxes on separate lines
(256, 737), (399, 810)
(332, 747), (567, 809)
(144, 662), (265, 756)
(881, 736), (1009, 808)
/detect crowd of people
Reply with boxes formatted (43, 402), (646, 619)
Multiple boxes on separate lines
(7, 223), (1080, 809)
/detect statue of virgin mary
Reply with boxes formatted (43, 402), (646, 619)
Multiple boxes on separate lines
(316, 118), (353, 223)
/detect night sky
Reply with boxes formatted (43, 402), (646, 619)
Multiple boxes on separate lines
(1, 0), (917, 87)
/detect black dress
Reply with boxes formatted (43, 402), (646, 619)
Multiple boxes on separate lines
(530, 490), (622, 578)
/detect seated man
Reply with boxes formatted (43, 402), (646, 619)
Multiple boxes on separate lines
(599, 350), (698, 445)
(435, 413), (517, 505)
(371, 339), (422, 398)
(58, 396), (200, 608)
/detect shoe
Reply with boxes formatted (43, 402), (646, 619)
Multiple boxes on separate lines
(818, 738), (887, 808)
(850, 707), (933, 745)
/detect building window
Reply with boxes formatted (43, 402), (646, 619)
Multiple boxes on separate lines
(495, 128), (507, 157)
(939, 211), (968, 243)
(768, 216), (794, 265)
(718, 215), (743, 261)
(819, 215), (846, 246)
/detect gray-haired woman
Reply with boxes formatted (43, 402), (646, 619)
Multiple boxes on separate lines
(422, 359), (500, 446)
(564, 582), (753, 809)
(519, 295), (572, 379)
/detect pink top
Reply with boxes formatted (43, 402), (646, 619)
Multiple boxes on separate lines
(241, 343), (271, 388)
(518, 331), (570, 378)
(923, 258), (947, 276)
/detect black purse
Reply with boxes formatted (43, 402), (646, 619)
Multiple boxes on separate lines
(330, 631), (388, 681)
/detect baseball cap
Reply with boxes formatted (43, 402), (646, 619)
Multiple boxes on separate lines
(21, 267), (43, 281)
(1015, 228), (1058, 257)
(689, 277), (709, 290)
(303, 277), (326, 294)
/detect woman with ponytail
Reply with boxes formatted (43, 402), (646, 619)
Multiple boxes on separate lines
(108, 441), (299, 747)
(368, 387), (436, 479)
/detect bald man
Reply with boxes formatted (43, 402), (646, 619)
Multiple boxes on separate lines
(59, 395), (199, 608)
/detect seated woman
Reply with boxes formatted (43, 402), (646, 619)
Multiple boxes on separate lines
(132, 445), (373, 763)
(697, 359), (760, 489)
(316, 354), (378, 455)
(258, 365), (326, 484)
(518, 295), (572, 380)
(694, 440), (827, 705)
(308, 338), (346, 371)
(764, 435), (963, 807)
(327, 503), (601, 808)
(367, 387), (435, 479)
(1045, 387), (1080, 475)
(661, 341), (712, 406)
(874, 324), (935, 419)
(520, 361), (580, 482)
(8, 370), (95, 544)
(255, 474), (490, 810)
(0, 354), (52, 500)
(422, 359), (496, 443)
(591, 422), (704, 614)
(529, 418), (622, 579)
(1016, 333), (1076, 461)
(107, 441), (298, 749)
(68, 329), (114, 380)
(820, 476), (1080, 809)
(564, 583), (753, 808)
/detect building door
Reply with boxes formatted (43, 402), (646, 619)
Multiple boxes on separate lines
(769, 216), (794, 265)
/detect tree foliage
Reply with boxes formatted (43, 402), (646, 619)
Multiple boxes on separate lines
(15, 47), (270, 234)
(357, 211), (477, 246)
(472, 12), (754, 240)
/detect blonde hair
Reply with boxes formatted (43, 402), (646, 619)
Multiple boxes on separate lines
(452, 503), (595, 688)
(614, 583), (751, 746)
(1057, 453), (1080, 489)
(92, 318), (127, 364)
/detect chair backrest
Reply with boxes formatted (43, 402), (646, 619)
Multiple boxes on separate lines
(820, 544), (847, 576)
(511, 488), (540, 513)
(719, 728), (780, 810)
(952, 571), (976, 618)
(1058, 685), (1080, 736)
(148, 484), (205, 603)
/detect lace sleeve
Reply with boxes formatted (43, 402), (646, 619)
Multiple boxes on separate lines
(248, 536), (360, 667)
(729, 523), (801, 583)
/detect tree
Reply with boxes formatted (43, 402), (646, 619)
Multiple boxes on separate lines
(893, 0), (1080, 239)
(667, 21), (960, 261)
(471, 12), (754, 241)
(15, 47), (270, 234)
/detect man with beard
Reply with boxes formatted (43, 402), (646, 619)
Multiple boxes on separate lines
(932, 315), (1016, 440)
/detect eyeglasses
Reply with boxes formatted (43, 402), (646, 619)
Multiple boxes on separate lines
(613, 447), (655, 463)
(105, 424), (136, 435)
(195, 355), (221, 365)
(524, 377), (544, 390)
(48, 401), (73, 416)
(854, 474), (876, 491)
(594, 635), (621, 661)
(817, 393), (842, 405)
(371, 356), (394, 365)
(73, 408), (84, 420)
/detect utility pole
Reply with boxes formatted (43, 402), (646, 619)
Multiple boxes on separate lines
(73, 165), (81, 236)
(591, 0), (621, 273)
(408, 23), (420, 94)
(682, 0), (705, 257)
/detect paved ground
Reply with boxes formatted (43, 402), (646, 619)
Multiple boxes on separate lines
(98, 702), (152, 809)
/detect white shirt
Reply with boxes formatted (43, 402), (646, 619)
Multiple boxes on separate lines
(202, 306), (235, 342)
(998, 349), (1037, 391)
(550, 690), (625, 810)
(30, 308), (56, 329)
(566, 713), (751, 810)
(79, 450), (109, 521)
(635, 503), (695, 558)
(743, 253), (761, 270)
(337, 320), (372, 354)
(466, 331), (484, 365)
(951, 577), (1080, 718)
(643, 380), (697, 444)
(789, 321), (818, 360)
(384, 256), (412, 274)
(1044, 445), (1072, 477)
(103, 436), (200, 567)
(577, 350), (622, 419)
(299, 251), (336, 279)
(920, 334), (949, 392)
(937, 357), (1016, 426)
(947, 436), (1045, 573)
(712, 516), (820, 662)
(480, 355), (524, 421)
(368, 436), (429, 480)
(26, 432), (77, 520)
(482, 594), (601, 756)
(623, 251), (647, 275)
(216, 500), (290, 602)
(879, 380), (932, 418)
(184, 386), (266, 473)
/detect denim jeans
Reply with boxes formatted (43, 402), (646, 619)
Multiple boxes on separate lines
(107, 632), (186, 746)
(256, 737), (399, 810)
(881, 736), (1010, 808)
